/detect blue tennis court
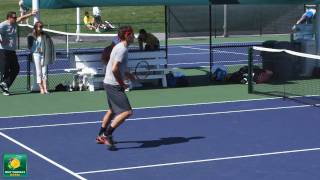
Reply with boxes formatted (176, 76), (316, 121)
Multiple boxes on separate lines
(1, 98), (319, 180)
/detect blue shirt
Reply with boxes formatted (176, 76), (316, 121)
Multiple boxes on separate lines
(112, 36), (120, 45)
(305, 9), (316, 18)
(31, 36), (42, 54)
(0, 21), (17, 51)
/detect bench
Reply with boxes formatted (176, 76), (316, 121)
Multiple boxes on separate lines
(128, 49), (168, 88)
(65, 49), (168, 91)
(64, 51), (105, 91)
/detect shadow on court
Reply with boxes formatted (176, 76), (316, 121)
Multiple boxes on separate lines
(115, 136), (205, 150)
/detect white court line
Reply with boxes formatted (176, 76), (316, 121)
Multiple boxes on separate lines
(20, 69), (66, 73)
(77, 147), (320, 175)
(180, 46), (209, 51)
(168, 59), (260, 66)
(169, 52), (209, 56)
(213, 49), (248, 56)
(19, 58), (69, 63)
(0, 97), (283, 119)
(168, 41), (263, 47)
(180, 46), (255, 56)
(0, 104), (314, 131)
(0, 132), (87, 180)
(0, 121), (101, 131)
(168, 62), (209, 66)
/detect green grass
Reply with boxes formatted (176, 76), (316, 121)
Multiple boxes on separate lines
(0, 0), (18, 18)
(1, 0), (164, 33)
(38, 7), (165, 33)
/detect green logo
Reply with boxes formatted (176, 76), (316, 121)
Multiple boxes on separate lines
(3, 154), (27, 178)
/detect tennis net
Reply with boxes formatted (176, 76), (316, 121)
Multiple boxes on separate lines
(248, 45), (320, 104)
(17, 24), (118, 51)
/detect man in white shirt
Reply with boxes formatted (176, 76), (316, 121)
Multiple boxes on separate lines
(92, 6), (116, 31)
(96, 26), (135, 150)
(18, 0), (29, 23)
(93, 7), (100, 16)
(92, 7), (103, 29)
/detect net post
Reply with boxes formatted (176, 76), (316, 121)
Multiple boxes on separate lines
(27, 53), (31, 91)
(316, 4), (320, 54)
(223, 4), (228, 37)
(209, 3), (213, 78)
(76, 7), (81, 42)
(67, 34), (69, 57)
(259, 8), (262, 36)
(165, 5), (168, 68)
(283, 81), (287, 99)
(248, 47), (253, 94)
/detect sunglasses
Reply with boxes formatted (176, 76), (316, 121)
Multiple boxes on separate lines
(10, 16), (17, 19)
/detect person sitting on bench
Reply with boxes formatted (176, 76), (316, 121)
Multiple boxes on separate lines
(138, 29), (160, 51)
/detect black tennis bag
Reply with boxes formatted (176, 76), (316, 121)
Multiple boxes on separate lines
(101, 44), (115, 65)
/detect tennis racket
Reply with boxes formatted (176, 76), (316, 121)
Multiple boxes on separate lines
(134, 60), (151, 80)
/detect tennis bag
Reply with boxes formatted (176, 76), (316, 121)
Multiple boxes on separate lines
(101, 44), (115, 65)
(312, 67), (320, 77)
(254, 69), (273, 84)
(213, 67), (227, 81)
(166, 72), (176, 87)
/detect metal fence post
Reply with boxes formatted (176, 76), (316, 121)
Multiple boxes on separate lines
(27, 53), (31, 91)
(248, 47), (253, 94)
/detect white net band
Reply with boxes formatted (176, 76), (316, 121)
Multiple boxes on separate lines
(18, 24), (117, 37)
(253, 46), (320, 61)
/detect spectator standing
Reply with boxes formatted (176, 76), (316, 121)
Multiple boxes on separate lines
(92, 6), (102, 24)
(27, 21), (55, 94)
(0, 10), (37, 96)
(92, 6), (116, 31)
(18, 0), (29, 24)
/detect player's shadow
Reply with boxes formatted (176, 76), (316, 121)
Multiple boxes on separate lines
(115, 136), (205, 150)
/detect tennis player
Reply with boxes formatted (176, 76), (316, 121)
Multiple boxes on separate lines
(96, 25), (135, 150)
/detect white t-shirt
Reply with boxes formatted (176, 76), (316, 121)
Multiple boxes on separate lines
(92, 7), (101, 16)
(103, 42), (128, 85)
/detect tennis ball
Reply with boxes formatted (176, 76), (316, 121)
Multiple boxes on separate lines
(9, 158), (20, 169)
